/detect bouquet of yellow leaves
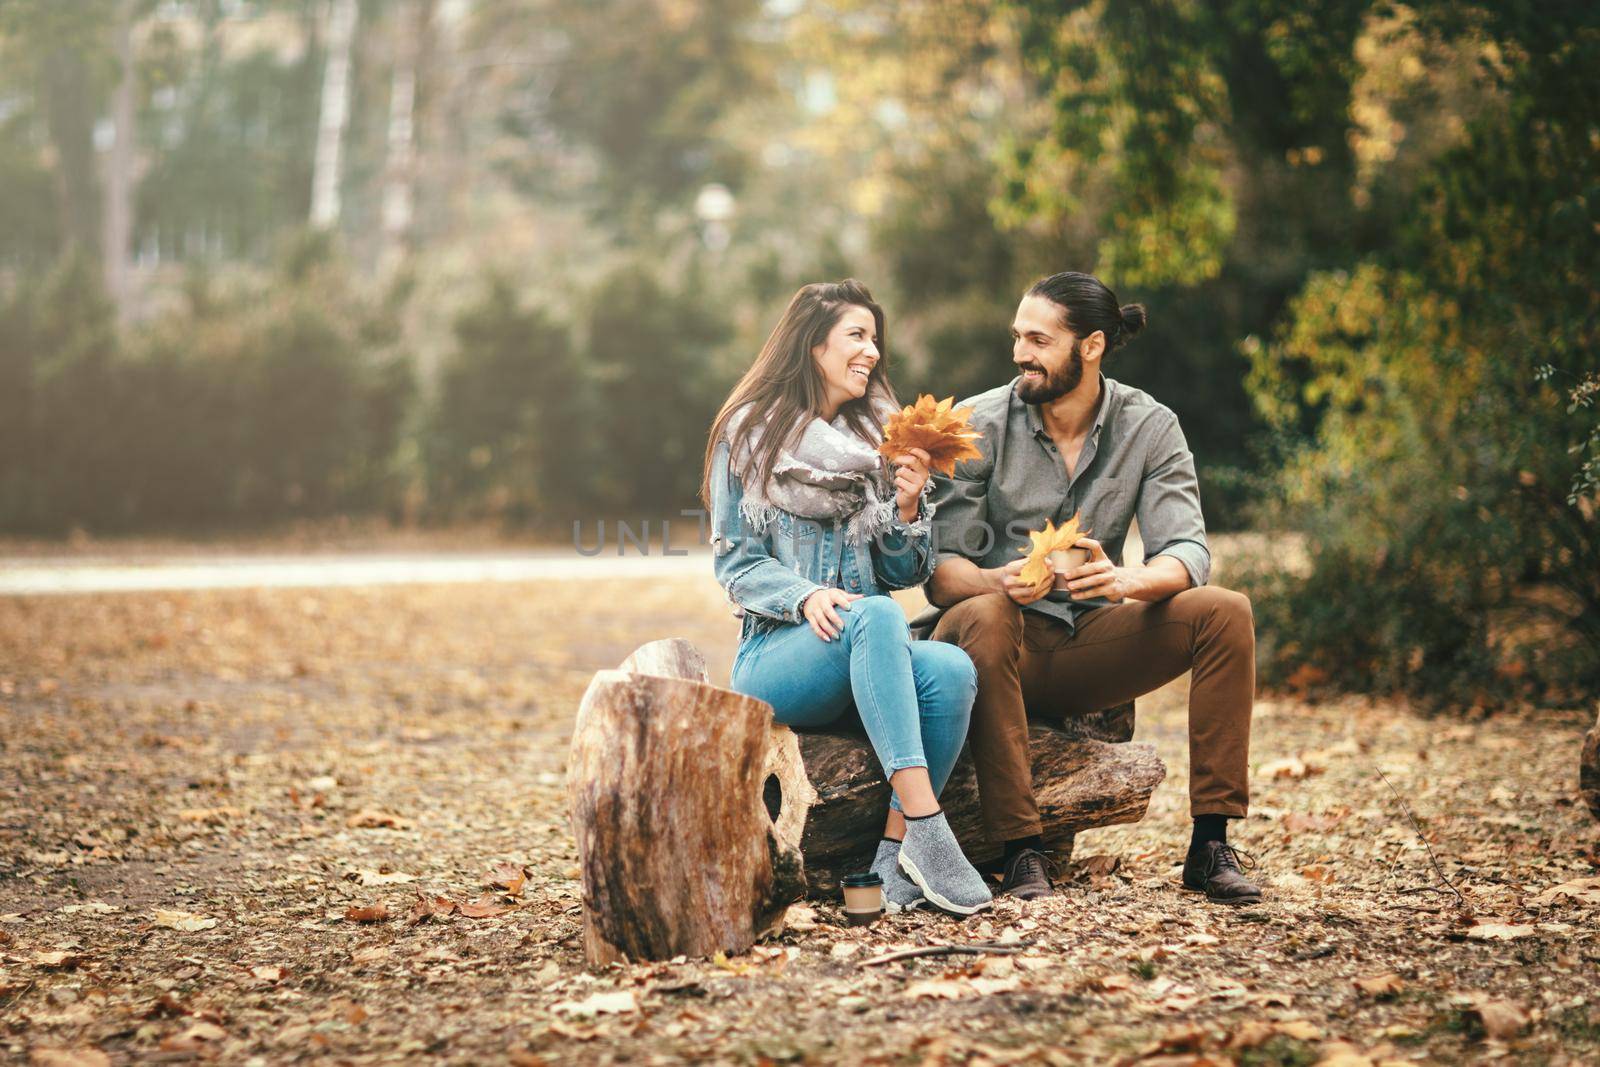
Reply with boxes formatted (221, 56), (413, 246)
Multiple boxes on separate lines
(877, 395), (984, 477)
(1016, 513), (1088, 595)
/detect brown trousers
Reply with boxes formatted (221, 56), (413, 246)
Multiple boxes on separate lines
(931, 587), (1254, 840)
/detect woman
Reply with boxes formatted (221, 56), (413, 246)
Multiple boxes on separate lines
(700, 280), (991, 916)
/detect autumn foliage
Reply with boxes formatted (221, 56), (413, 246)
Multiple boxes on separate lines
(878, 395), (984, 477)
(1016, 514), (1086, 595)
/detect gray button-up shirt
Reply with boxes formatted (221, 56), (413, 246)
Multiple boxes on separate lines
(926, 374), (1210, 633)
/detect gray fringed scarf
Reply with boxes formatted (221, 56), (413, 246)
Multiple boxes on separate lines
(726, 398), (897, 546)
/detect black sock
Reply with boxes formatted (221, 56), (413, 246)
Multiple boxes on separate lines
(1004, 835), (1044, 860)
(904, 808), (943, 822)
(1191, 815), (1228, 849)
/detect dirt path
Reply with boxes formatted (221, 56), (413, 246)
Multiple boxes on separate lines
(1, 580), (1596, 1065)
(0, 549), (709, 596)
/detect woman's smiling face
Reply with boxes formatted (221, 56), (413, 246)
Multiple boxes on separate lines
(811, 305), (880, 417)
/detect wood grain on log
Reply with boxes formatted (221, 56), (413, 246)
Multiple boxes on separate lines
(1582, 704), (1600, 822)
(568, 641), (805, 966)
(767, 722), (1166, 895)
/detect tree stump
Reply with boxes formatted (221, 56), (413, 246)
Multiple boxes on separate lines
(1582, 704), (1600, 823)
(764, 721), (1166, 895)
(567, 640), (806, 967)
(570, 636), (1166, 954)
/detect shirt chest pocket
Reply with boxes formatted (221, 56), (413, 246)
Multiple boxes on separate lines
(1077, 476), (1137, 544)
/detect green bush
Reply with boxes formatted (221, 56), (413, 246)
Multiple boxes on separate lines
(426, 277), (586, 524)
(1240, 6), (1600, 705)
(0, 241), (412, 533)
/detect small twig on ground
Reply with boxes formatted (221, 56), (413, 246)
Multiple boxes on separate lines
(1376, 766), (1468, 909)
(859, 941), (1036, 968)
(0, 980), (33, 1012)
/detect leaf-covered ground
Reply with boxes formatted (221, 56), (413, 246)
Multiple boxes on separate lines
(1, 576), (1596, 1065)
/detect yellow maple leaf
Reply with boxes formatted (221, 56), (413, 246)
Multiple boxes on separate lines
(878, 394), (985, 476)
(1016, 513), (1087, 593)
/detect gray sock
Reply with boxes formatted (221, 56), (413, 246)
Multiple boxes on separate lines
(898, 811), (992, 916)
(871, 838), (923, 912)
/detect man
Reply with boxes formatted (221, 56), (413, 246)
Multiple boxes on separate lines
(923, 271), (1261, 905)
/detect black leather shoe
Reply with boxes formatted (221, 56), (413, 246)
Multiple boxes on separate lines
(1000, 848), (1055, 900)
(1182, 842), (1262, 905)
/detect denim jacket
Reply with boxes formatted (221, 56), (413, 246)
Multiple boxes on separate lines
(709, 438), (937, 642)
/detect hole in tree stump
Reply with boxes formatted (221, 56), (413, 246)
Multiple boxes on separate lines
(763, 773), (782, 822)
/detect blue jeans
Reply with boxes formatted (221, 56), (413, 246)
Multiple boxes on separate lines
(731, 595), (976, 808)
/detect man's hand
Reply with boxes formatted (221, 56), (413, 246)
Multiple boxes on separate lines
(996, 558), (1051, 606)
(1061, 537), (1135, 603)
(802, 588), (862, 642)
(891, 447), (932, 523)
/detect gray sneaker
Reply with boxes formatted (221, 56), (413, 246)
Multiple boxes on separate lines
(898, 811), (993, 916)
(871, 838), (923, 913)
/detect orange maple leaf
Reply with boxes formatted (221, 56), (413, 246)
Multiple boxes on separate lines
(878, 394), (985, 477)
(1016, 513), (1087, 594)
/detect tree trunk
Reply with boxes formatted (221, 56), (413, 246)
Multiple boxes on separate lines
(764, 722), (1166, 895)
(1582, 704), (1600, 823)
(567, 640), (806, 967)
(378, 0), (432, 274)
(310, 0), (359, 229)
(102, 0), (137, 322)
(42, 47), (100, 259)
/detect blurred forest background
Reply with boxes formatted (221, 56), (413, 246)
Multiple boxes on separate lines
(0, 0), (1594, 705)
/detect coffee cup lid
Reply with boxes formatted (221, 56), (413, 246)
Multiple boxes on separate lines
(841, 872), (883, 888)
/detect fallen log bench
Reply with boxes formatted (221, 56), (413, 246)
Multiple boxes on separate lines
(568, 638), (1166, 965)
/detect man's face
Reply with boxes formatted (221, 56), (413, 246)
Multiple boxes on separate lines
(1011, 295), (1083, 404)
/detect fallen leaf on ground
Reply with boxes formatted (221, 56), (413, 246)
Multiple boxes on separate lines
(1260, 756), (1317, 780)
(160, 1022), (227, 1052)
(1472, 999), (1530, 1040)
(458, 893), (514, 918)
(350, 868), (415, 886)
(1224, 1021), (1276, 1050)
(1465, 923), (1534, 941)
(486, 862), (528, 897)
(1076, 854), (1121, 877)
(343, 903), (390, 923)
(551, 991), (637, 1017)
(1354, 973), (1404, 998)
(904, 979), (972, 1000)
(250, 965), (286, 982)
(406, 894), (457, 925)
(1272, 1020), (1323, 1041)
(29, 1049), (111, 1067)
(152, 909), (217, 932)
(177, 806), (243, 823)
(1140, 1023), (1206, 1055)
(1528, 877), (1600, 908)
(32, 951), (81, 970)
(1317, 1041), (1379, 1066)
(346, 809), (412, 829)
(56, 902), (117, 916)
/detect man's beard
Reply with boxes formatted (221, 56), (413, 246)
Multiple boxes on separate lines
(1016, 340), (1083, 404)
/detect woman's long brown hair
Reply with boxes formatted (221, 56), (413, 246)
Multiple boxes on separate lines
(699, 279), (898, 509)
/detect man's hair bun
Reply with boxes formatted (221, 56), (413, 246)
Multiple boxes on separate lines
(1118, 303), (1147, 340)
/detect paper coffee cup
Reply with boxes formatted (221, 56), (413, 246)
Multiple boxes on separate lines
(841, 872), (883, 926)
(1049, 547), (1092, 590)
